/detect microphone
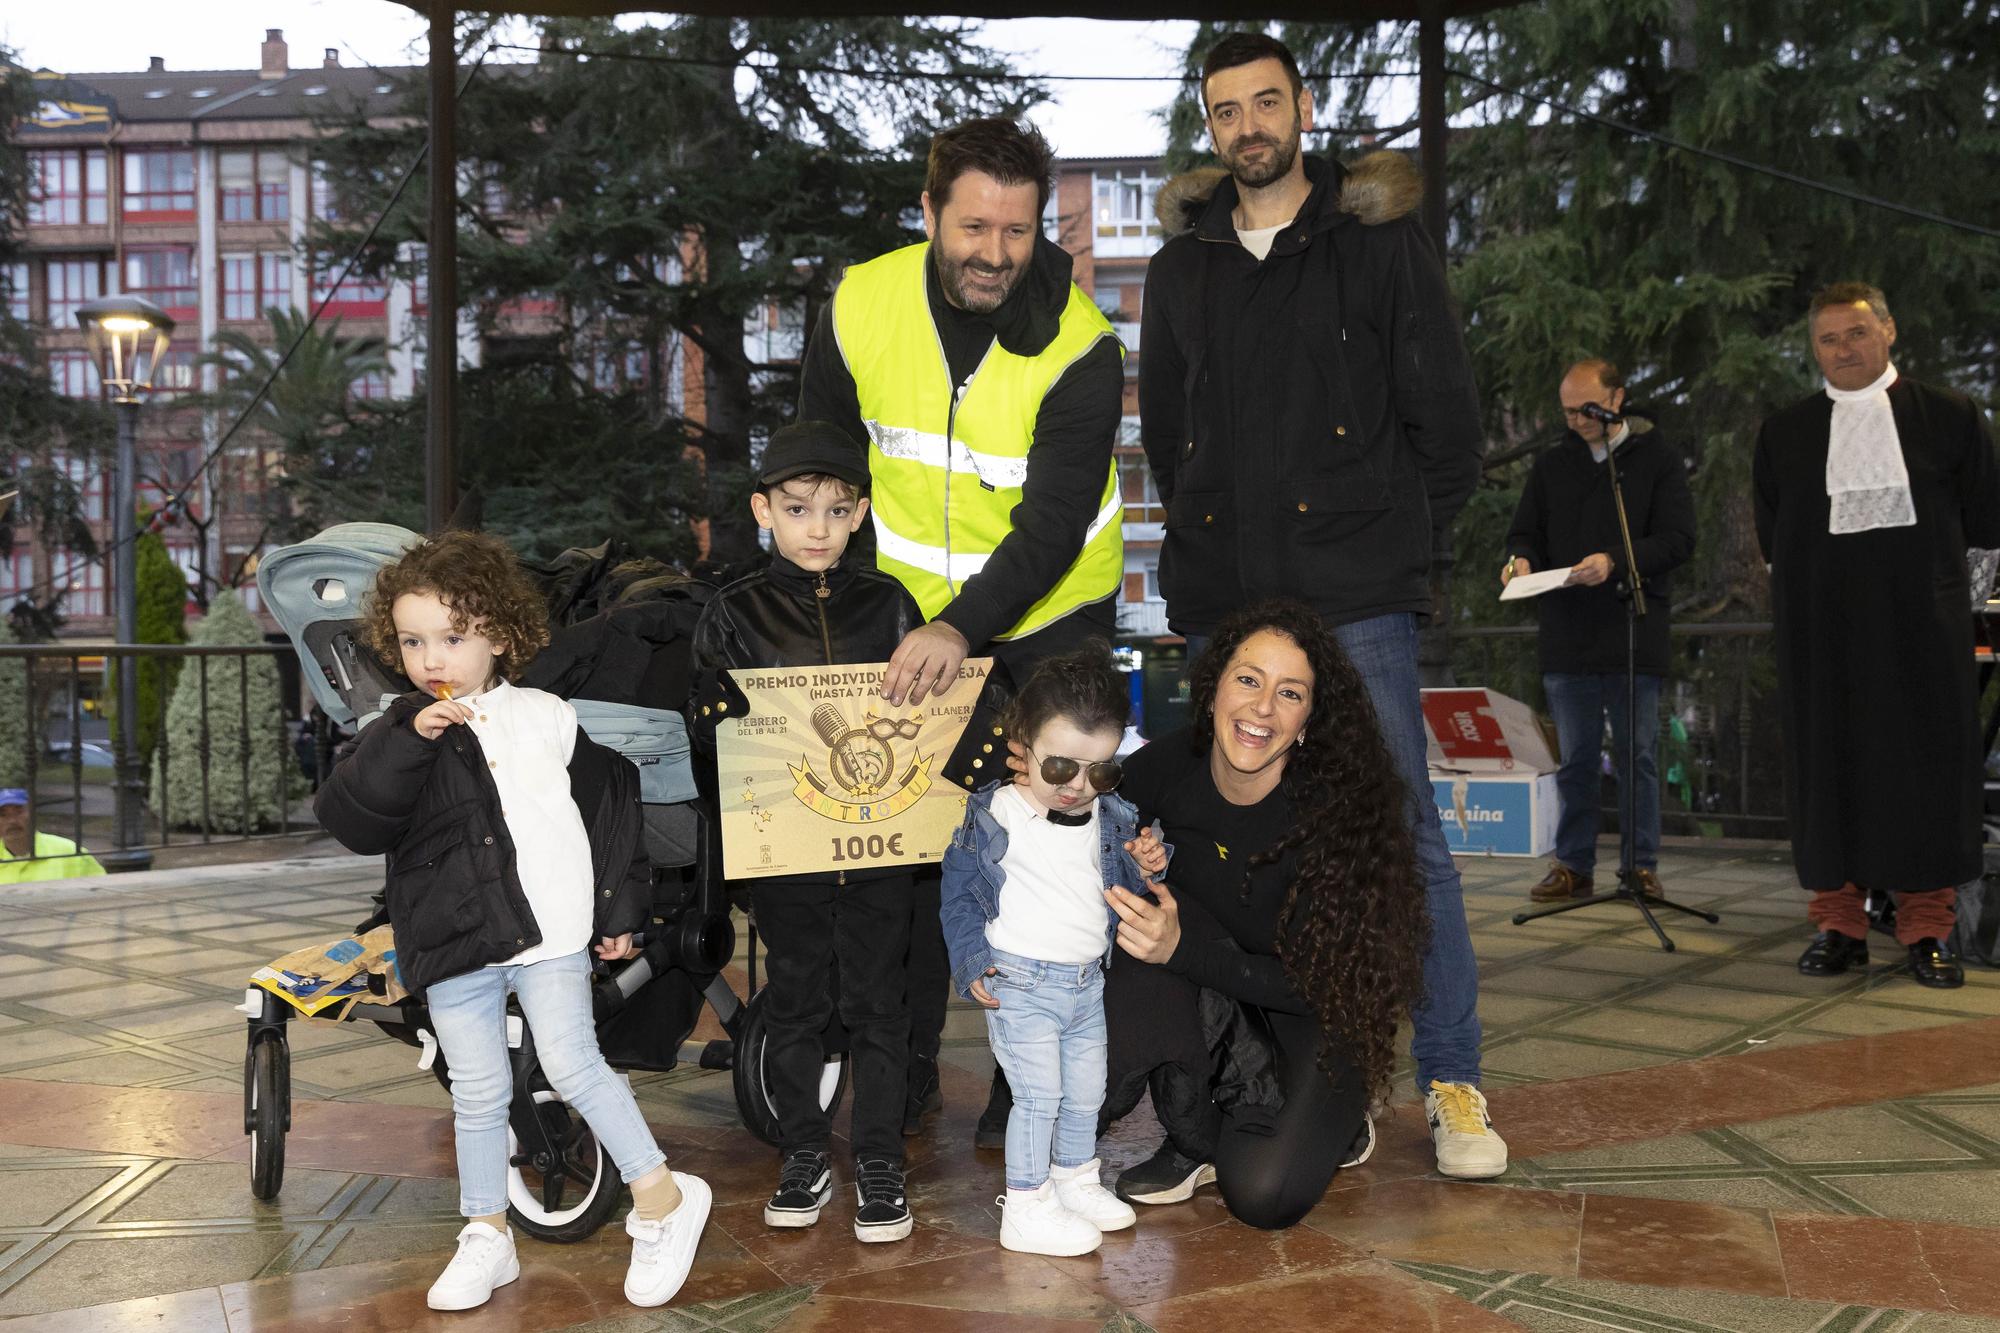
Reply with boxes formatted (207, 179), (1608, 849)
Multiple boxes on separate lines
(1579, 402), (1624, 424)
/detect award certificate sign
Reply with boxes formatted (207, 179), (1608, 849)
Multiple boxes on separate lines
(717, 658), (991, 879)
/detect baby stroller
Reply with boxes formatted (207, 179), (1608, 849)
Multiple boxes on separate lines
(240, 524), (848, 1242)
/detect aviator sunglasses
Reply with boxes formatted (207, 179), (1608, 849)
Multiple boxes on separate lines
(1029, 747), (1123, 792)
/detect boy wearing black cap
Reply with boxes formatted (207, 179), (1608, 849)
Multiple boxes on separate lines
(688, 421), (925, 1242)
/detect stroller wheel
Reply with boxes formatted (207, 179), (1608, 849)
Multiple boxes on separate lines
(505, 1088), (622, 1243)
(732, 988), (849, 1147)
(246, 1034), (289, 1200)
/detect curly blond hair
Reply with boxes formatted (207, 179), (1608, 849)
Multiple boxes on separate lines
(362, 531), (550, 683)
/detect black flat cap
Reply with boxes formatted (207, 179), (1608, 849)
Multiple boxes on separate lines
(757, 421), (870, 489)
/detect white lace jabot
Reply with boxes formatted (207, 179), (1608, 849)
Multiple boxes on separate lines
(1823, 362), (1914, 535)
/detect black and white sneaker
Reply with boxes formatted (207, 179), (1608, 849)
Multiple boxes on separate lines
(763, 1149), (832, 1229)
(852, 1157), (914, 1242)
(1114, 1141), (1216, 1205)
(1340, 1112), (1376, 1169)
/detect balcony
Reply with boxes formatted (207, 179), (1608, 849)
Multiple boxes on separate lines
(1117, 598), (1172, 637)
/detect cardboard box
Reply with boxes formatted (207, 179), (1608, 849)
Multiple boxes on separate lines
(1422, 688), (1557, 856)
(1430, 770), (1559, 857)
(1420, 687), (1557, 772)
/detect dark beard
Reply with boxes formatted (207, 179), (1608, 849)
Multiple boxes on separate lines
(1224, 131), (1300, 190)
(933, 249), (1019, 314)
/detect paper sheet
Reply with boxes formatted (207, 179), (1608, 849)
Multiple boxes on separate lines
(1499, 568), (1575, 601)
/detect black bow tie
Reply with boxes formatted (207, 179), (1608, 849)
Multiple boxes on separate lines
(1045, 808), (1091, 827)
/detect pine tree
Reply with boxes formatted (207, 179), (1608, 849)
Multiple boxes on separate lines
(152, 590), (290, 833)
(308, 16), (1044, 564)
(0, 618), (28, 787)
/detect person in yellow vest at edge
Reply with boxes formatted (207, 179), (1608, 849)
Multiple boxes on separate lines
(798, 117), (1126, 1154)
(0, 789), (107, 884)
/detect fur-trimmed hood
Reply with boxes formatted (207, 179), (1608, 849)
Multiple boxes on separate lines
(1153, 149), (1422, 235)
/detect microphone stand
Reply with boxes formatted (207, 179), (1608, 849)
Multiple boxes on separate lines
(1511, 413), (1719, 951)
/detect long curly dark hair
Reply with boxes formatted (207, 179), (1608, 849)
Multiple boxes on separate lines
(1188, 599), (1429, 1101)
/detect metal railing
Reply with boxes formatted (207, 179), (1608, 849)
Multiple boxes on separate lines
(1, 642), (321, 872)
(1450, 621), (1795, 837)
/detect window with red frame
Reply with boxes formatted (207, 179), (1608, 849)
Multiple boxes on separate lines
(48, 350), (99, 398)
(122, 149), (196, 218)
(27, 149), (108, 226)
(350, 368), (390, 401)
(4, 262), (28, 322)
(218, 148), (290, 222)
(125, 249), (198, 319)
(310, 251), (386, 314)
(44, 256), (102, 328)
(56, 553), (106, 618)
(221, 252), (293, 321)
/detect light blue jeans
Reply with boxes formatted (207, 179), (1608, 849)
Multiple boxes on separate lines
(426, 950), (665, 1218)
(983, 947), (1106, 1191)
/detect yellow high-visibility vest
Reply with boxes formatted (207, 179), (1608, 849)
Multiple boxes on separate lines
(0, 830), (107, 885)
(830, 242), (1123, 640)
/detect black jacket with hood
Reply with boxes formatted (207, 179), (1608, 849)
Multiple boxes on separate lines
(313, 691), (651, 997)
(1139, 152), (1485, 636)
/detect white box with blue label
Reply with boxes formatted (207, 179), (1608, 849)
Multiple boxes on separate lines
(1421, 687), (1559, 858)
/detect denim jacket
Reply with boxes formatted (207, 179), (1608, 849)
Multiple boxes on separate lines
(940, 781), (1167, 1001)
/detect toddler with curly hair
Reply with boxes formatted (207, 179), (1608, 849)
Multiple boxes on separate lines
(314, 529), (709, 1312)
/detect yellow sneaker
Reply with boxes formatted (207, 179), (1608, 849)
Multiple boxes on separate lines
(1425, 1080), (1508, 1179)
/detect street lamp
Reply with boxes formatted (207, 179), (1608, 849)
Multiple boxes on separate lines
(75, 295), (176, 871)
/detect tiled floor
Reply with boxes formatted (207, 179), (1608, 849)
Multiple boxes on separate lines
(1, 848), (1998, 1331)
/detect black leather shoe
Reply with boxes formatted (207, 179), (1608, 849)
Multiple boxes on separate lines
(1797, 930), (1869, 976)
(973, 1067), (1011, 1150)
(901, 1056), (942, 1137)
(1906, 938), (1965, 989)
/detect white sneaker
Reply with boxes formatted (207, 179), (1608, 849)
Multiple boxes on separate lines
(1425, 1081), (1509, 1180)
(426, 1221), (520, 1311)
(1049, 1158), (1136, 1233)
(998, 1179), (1102, 1256)
(624, 1171), (712, 1308)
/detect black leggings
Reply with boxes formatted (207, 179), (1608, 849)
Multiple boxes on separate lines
(1104, 955), (1367, 1231)
(1215, 1009), (1368, 1230)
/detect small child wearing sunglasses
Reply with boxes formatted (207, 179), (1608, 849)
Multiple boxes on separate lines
(939, 646), (1168, 1257)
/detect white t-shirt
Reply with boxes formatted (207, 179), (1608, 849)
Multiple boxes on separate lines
(459, 679), (595, 965)
(1236, 218), (1293, 261)
(983, 784), (1108, 966)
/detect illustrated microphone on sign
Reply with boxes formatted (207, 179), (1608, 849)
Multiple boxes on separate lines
(812, 704), (892, 795)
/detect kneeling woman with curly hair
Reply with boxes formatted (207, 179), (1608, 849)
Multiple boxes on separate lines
(1099, 599), (1430, 1229)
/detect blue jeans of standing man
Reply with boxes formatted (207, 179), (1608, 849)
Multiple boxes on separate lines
(1543, 671), (1662, 877)
(983, 947), (1107, 1191)
(427, 950), (666, 1218)
(1185, 614), (1484, 1091)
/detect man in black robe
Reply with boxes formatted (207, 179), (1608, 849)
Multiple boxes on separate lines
(1753, 282), (2000, 989)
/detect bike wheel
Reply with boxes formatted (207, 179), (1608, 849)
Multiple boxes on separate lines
(247, 1035), (289, 1200)
(505, 1087), (621, 1243)
(730, 988), (848, 1147)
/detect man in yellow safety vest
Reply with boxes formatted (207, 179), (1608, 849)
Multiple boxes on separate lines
(798, 116), (1127, 1150)
(0, 789), (107, 885)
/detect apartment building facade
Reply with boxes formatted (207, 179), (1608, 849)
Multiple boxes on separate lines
(1045, 155), (1173, 641)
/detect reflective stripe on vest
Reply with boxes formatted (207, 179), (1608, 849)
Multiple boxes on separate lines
(831, 241), (1124, 640)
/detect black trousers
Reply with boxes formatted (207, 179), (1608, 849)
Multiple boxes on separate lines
(903, 597), (1118, 1068)
(752, 874), (913, 1162)
(1104, 953), (1367, 1231)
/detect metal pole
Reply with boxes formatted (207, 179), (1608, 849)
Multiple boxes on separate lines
(1418, 0), (1448, 250)
(106, 400), (152, 871)
(425, 0), (459, 534)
